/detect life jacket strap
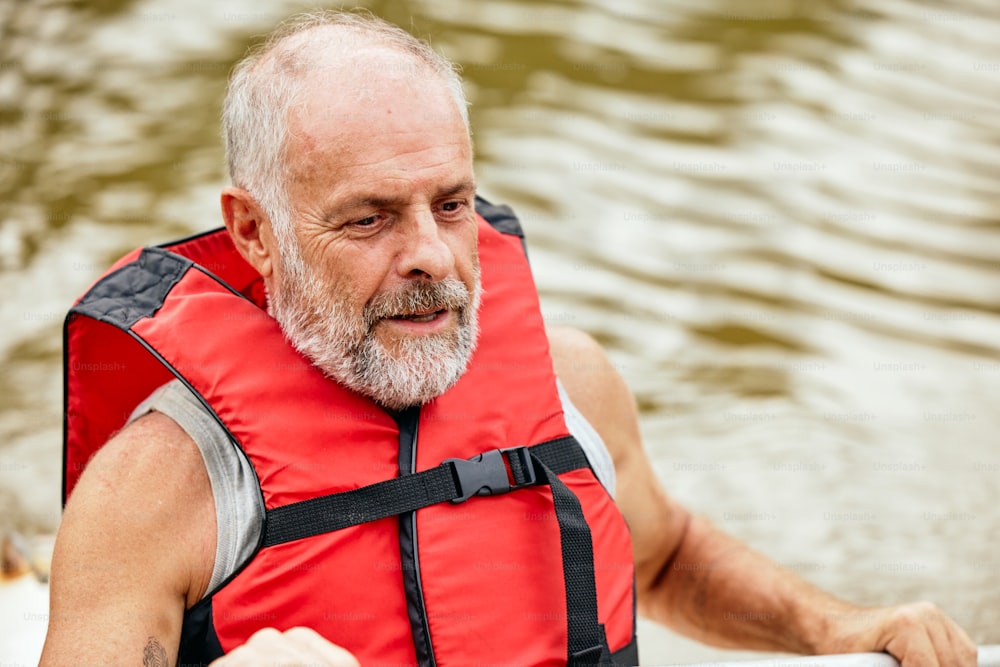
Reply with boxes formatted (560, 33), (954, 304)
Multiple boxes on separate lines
(261, 435), (587, 547)
(444, 445), (537, 502)
(530, 454), (614, 666)
(261, 434), (615, 664)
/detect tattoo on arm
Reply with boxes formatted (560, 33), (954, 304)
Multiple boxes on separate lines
(143, 636), (168, 667)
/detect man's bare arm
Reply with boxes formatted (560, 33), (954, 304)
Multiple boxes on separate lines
(547, 325), (976, 667)
(41, 412), (216, 665)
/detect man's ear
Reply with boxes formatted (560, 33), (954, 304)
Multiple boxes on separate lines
(221, 186), (275, 279)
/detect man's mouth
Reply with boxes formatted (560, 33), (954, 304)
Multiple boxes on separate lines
(388, 309), (446, 323)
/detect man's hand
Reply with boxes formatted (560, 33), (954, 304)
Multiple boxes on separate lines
(823, 601), (977, 667)
(210, 627), (360, 667)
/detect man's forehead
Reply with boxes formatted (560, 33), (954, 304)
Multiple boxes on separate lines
(285, 84), (467, 172)
(289, 56), (459, 134)
(328, 178), (477, 208)
(282, 80), (472, 206)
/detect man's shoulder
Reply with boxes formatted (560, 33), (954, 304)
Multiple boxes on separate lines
(546, 326), (641, 467)
(99, 411), (206, 486)
(546, 326), (630, 412)
(66, 411), (213, 535)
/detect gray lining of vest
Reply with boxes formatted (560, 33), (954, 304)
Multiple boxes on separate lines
(129, 382), (262, 594)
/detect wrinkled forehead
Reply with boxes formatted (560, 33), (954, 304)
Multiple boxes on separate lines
(304, 58), (445, 118)
(286, 55), (468, 156)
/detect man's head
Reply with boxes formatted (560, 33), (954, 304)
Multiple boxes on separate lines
(220, 10), (481, 410)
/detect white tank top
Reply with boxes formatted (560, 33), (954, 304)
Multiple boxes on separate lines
(130, 379), (617, 597)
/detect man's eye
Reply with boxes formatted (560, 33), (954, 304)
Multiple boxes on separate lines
(352, 215), (379, 227)
(440, 200), (466, 214)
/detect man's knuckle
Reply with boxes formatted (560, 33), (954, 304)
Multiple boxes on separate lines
(894, 601), (937, 626)
(284, 625), (314, 639)
(247, 626), (282, 643)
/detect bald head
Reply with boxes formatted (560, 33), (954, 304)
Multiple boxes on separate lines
(222, 10), (469, 239)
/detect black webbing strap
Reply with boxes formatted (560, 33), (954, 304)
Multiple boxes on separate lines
(261, 435), (612, 664)
(530, 455), (613, 666)
(263, 436), (585, 547)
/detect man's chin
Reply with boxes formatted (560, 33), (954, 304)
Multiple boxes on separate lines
(349, 357), (468, 411)
(348, 330), (476, 410)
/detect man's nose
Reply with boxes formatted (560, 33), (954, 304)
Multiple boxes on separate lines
(396, 209), (455, 280)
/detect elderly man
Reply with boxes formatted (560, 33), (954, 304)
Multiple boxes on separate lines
(42, 10), (974, 667)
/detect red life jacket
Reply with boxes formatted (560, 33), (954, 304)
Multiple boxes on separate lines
(63, 198), (637, 666)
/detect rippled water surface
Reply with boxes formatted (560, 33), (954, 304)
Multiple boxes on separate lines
(1, 0), (998, 663)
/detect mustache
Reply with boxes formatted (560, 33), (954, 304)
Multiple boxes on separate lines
(363, 278), (474, 327)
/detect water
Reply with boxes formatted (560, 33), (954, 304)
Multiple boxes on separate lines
(1, 0), (998, 663)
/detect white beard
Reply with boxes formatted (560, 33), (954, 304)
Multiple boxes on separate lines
(268, 240), (481, 411)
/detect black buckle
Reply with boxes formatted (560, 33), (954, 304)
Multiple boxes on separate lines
(445, 447), (537, 503)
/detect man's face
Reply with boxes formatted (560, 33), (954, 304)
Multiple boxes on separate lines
(266, 59), (480, 410)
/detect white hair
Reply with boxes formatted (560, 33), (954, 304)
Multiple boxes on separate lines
(221, 9), (470, 252)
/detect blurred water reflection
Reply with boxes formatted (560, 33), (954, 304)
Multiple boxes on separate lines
(1, 0), (998, 663)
